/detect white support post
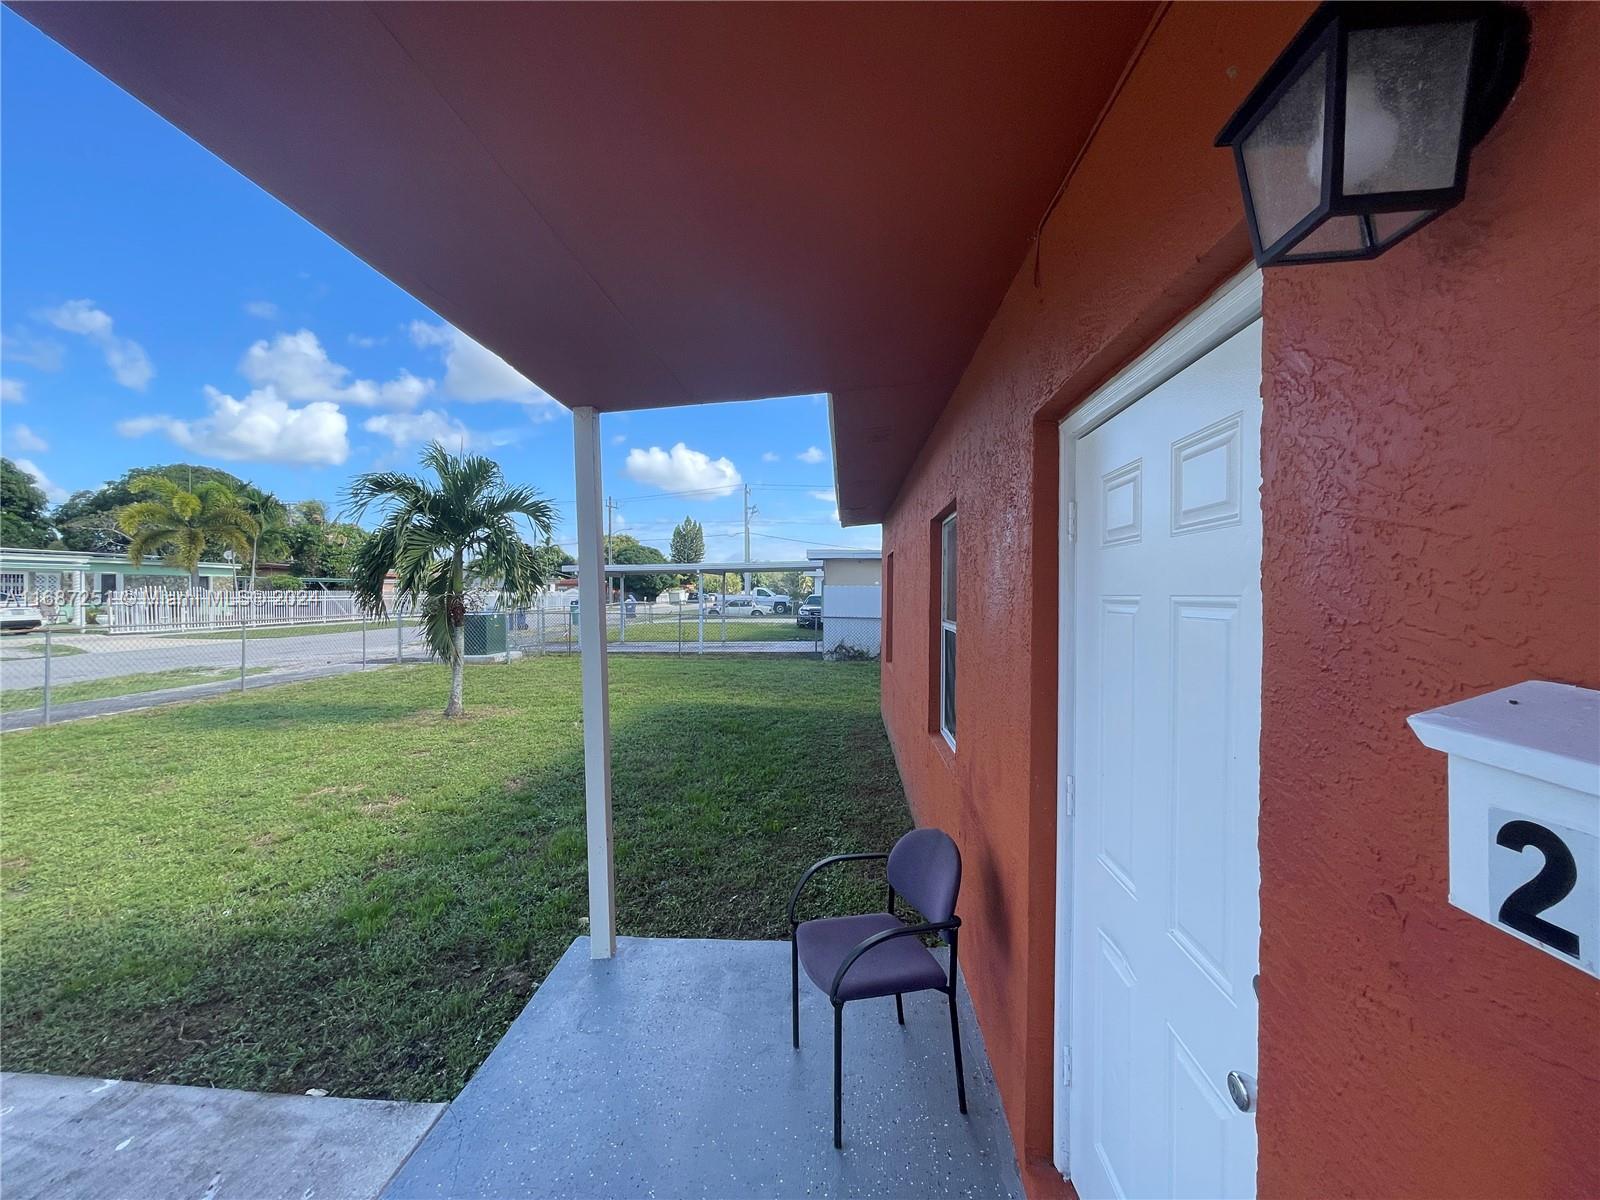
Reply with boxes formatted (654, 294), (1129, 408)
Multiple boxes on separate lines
(697, 569), (705, 654)
(573, 407), (616, 959)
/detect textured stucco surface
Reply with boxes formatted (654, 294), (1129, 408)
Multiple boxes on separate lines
(880, 3), (1599, 1197)
(1257, 5), (1600, 1195)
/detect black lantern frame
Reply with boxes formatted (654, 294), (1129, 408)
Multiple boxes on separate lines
(1216, 2), (1529, 267)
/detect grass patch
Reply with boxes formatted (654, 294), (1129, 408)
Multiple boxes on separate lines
(0, 656), (906, 1101)
(176, 620), (417, 641)
(2, 666), (272, 712)
(0, 640), (89, 658)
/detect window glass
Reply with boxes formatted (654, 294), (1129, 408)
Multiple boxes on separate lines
(939, 512), (957, 746)
(941, 515), (957, 623)
(942, 627), (956, 736)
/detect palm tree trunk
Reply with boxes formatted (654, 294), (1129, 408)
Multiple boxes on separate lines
(444, 546), (466, 718)
(250, 533), (260, 590)
(445, 622), (465, 717)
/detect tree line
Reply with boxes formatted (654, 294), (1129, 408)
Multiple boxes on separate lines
(2, 456), (811, 603)
(2, 456), (372, 586)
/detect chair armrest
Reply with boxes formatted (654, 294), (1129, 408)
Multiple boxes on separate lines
(829, 917), (963, 1001)
(787, 852), (888, 926)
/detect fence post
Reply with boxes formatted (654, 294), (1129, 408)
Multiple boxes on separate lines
(537, 604), (546, 655)
(397, 606), (404, 663)
(696, 570), (705, 655)
(240, 619), (249, 691)
(361, 614), (368, 668)
(618, 588), (627, 644)
(41, 628), (52, 726)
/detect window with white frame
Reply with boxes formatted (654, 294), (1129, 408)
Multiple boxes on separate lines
(0, 572), (25, 598)
(939, 512), (956, 747)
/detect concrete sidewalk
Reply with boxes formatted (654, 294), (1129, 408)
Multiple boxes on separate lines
(0, 1074), (443, 1200)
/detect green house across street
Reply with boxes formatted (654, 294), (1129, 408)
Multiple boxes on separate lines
(0, 547), (239, 626)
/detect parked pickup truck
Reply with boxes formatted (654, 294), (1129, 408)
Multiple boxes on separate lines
(795, 593), (822, 629)
(705, 586), (790, 616)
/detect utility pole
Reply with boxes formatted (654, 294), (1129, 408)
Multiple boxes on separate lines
(605, 495), (618, 602)
(742, 484), (755, 592)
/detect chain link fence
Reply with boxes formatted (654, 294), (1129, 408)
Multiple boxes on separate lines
(494, 601), (881, 660)
(0, 604), (882, 729)
(0, 609), (426, 730)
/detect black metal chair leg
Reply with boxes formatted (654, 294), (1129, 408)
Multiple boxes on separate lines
(947, 987), (968, 1114)
(791, 935), (800, 1049)
(895, 992), (905, 1025)
(833, 1001), (844, 1149)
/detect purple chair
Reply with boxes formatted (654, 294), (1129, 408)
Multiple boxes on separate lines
(787, 827), (967, 1148)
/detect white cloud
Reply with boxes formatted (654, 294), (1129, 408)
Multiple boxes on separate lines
(1, 331), (65, 372)
(240, 329), (429, 409)
(7, 423), (48, 453)
(611, 434), (627, 446)
(41, 300), (154, 390)
(244, 300), (279, 320)
(0, 378), (24, 404)
(796, 446), (826, 464)
(347, 333), (385, 349)
(409, 321), (557, 410)
(363, 409), (476, 451)
(14, 458), (67, 502)
(623, 442), (742, 498)
(761, 451), (780, 463)
(118, 385), (349, 465)
(809, 489), (836, 503)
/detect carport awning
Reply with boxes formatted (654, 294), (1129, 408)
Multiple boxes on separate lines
(9, 1), (1156, 523)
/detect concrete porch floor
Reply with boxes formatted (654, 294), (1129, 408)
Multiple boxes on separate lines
(385, 936), (1023, 1200)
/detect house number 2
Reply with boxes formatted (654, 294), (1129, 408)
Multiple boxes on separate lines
(1494, 819), (1580, 958)
(1487, 806), (1597, 976)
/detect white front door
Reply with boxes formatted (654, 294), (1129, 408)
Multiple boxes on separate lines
(1066, 317), (1263, 1200)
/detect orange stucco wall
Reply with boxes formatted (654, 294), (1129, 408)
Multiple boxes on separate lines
(879, 4), (1599, 1197)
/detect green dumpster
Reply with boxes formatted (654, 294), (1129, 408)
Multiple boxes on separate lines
(464, 612), (507, 656)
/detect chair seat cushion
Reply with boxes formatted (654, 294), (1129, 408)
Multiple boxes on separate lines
(795, 913), (948, 1001)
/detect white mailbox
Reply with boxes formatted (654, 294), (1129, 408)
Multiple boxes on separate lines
(1409, 680), (1599, 978)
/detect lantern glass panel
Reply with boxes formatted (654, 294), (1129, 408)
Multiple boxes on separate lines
(1241, 46), (1331, 248)
(1293, 215), (1366, 257)
(1370, 209), (1436, 247)
(1342, 21), (1477, 195)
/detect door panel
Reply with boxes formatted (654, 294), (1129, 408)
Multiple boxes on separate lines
(1068, 318), (1263, 1200)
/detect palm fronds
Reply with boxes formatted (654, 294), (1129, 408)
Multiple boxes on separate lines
(339, 442), (560, 716)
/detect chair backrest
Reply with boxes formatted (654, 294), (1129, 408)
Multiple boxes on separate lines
(887, 827), (961, 923)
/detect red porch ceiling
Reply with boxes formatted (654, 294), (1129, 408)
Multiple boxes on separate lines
(10, 1), (1155, 524)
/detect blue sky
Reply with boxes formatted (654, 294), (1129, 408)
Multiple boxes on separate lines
(0, 10), (878, 562)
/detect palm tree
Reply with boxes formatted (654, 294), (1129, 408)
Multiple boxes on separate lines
(343, 442), (557, 718)
(117, 475), (258, 588)
(237, 482), (288, 589)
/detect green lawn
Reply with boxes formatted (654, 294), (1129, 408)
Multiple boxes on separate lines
(0, 656), (906, 1101)
(606, 616), (818, 644)
(1, 666), (271, 712)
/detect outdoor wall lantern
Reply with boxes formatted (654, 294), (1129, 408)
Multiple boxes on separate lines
(1216, 2), (1529, 266)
